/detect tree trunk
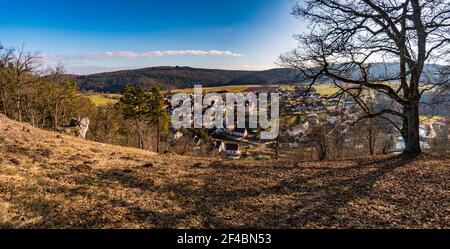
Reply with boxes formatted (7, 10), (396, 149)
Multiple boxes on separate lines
(317, 146), (326, 161)
(368, 128), (375, 155)
(156, 119), (160, 153)
(53, 85), (58, 131)
(16, 87), (21, 122)
(1, 92), (7, 116)
(17, 99), (21, 121)
(275, 137), (279, 160)
(16, 75), (22, 122)
(137, 123), (144, 149)
(401, 113), (408, 146)
(404, 104), (421, 155)
(54, 107), (58, 132)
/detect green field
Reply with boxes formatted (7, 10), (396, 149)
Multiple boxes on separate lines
(420, 115), (443, 125)
(87, 94), (120, 106)
(169, 85), (278, 94)
(170, 83), (339, 95)
(87, 83), (339, 106)
(313, 84), (339, 95)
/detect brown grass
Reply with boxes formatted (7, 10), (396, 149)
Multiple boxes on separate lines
(0, 115), (449, 228)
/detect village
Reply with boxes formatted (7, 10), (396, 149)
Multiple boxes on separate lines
(163, 85), (448, 160)
(84, 83), (448, 160)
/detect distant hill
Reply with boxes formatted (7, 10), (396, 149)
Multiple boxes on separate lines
(70, 63), (443, 93)
(71, 66), (302, 93)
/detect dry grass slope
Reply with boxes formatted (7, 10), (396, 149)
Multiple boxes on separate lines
(0, 114), (449, 228)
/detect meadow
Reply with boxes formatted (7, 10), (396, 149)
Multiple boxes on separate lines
(87, 94), (120, 106)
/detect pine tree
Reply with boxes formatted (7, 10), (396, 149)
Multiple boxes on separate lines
(117, 86), (153, 149)
(117, 85), (170, 152)
(148, 85), (170, 153)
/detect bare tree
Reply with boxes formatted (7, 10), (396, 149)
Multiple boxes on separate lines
(0, 45), (14, 116)
(280, 0), (450, 155)
(9, 46), (41, 122)
(1, 43), (95, 132)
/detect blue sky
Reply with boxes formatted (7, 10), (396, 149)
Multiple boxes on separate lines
(0, 0), (303, 74)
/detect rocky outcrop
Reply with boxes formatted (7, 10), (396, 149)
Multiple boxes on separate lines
(57, 117), (90, 139)
(74, 117), (90, 139)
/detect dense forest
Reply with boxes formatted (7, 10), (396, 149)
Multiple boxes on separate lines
(70, 66), (302, 92)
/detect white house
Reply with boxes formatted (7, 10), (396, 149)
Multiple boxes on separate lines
(225, 143), (241, 159)
(287, 122), (309, 138)
(211, 140), (226, 154)
(230, 128), (248, 138)
(173, 131), (183, 140)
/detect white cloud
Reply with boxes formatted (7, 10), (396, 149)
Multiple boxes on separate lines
(100, 51), (140, 58)
(66, 66), (139, 75)
(42, 49), (243, 62)
(99, 49), (242, 58)
(41, 54), (69, 62)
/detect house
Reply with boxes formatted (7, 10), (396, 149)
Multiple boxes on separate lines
(287, 122), (309, 138)
(295, 116), (302, 125)
(295, 103), (314, 112)
(193, 135), (202, 146)
(211, 140), (226, 154)
(344, 100), (355, 107)
(325, 117), (337, 125)
(231, 128), (248, 138)
(214, 128), (225, 134)
(254, 154), (271, 160)
(225, 143), (241, 159)
(328, 99), (339, 106)
(315, 101), (325, 110)
(222, 127), (248, 140)
(295, 86), (316, 96)
(248, 127), (259, 134)
(173, 131), (183, 140)
(432, 120), (448, 137)
(306, 113), (319, 125)
(288, 142), (299, 149)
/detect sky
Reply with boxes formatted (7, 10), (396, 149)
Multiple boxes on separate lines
(0, 0), (303, 75)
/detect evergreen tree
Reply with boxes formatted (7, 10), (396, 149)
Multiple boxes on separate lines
(149, 85), (170, 153)
(117, 86), (153, 149)
(117, 85), (170, 152)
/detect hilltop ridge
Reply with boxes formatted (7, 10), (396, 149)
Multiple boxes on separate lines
(71, 66), (301, 93)
(70, 63), (443, 93)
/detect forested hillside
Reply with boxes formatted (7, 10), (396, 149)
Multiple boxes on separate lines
(71, 67), (302, 92)
(71, 63), (443, 93)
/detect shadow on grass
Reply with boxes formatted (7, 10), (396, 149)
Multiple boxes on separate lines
(103, 155), (418, 228)
(13, 155), (422, 228)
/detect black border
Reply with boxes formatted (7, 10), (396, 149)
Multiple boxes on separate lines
(0, 229), (447, 248)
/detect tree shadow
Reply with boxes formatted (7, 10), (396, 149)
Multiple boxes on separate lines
(269, 155), (418, 227)
(95, 155), (419, 228)
(186, 155), (418, 228)
(11, 155), (424, 228)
